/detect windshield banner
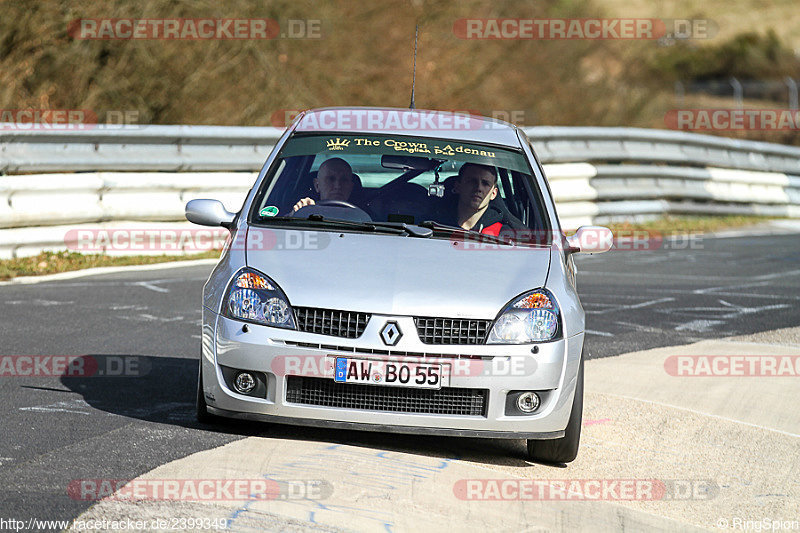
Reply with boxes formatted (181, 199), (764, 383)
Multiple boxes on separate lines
(281, 134), (530, 173)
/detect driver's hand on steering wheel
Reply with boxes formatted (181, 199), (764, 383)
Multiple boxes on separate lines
(292, 197), (315, 212)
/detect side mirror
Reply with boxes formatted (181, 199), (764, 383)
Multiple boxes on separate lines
(185, 199), (236, 229)
(566, 226), (613, 254)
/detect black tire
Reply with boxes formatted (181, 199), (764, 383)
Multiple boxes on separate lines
(526, 355), (584, 464)
(196, 361), (217, 424)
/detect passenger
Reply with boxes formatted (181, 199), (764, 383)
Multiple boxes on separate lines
(446, 162), (507, 236)
(292, 158), (355, 212)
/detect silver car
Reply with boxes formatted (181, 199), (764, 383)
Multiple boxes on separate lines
(186, 107), (611, 463)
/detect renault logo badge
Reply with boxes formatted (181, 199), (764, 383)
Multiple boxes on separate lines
(380, 321), (402, 346)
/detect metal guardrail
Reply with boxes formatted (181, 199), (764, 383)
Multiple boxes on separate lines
(1, 124), (799, 257)
(4, 124), (800, 173)
(526, 126), (800, 174)
(0, 125), (283, 173)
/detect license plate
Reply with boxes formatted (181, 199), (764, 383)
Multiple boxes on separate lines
(333, 358), (447, 389)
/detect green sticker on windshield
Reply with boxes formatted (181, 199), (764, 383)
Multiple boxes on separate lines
(260, 206), (279, 217)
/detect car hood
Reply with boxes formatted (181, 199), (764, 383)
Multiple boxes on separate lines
(246, 227), (551, 319)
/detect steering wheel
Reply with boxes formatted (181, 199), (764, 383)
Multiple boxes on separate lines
(290, 199), (372, 221)
(316, 200), (359, 209)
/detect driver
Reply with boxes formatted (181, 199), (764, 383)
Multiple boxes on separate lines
(446, 162), (507, 236)
(292, 158), (355, 212)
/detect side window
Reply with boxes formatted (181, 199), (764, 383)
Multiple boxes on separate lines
(258, 157), (310, 215)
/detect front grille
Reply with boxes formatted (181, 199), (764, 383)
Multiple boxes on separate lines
(285, 376), (488, 416)
(414, 317), (492, 345)
(294, 307), (370, 338)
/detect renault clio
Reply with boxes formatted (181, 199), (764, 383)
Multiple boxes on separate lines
(185, 107), (612, 463)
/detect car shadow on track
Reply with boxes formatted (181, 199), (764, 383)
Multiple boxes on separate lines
(62, 354), (550, 468)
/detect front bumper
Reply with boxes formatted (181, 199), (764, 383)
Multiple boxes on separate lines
(201, 308), (584, 439)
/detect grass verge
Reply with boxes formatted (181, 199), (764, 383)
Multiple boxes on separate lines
(603, 215), (778, 236)
(0, 250), (221, 281)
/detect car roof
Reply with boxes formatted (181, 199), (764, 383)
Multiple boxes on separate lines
(292, 107), (523, 148)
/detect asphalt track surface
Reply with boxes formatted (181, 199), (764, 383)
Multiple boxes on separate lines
(0, 232), (798, 527)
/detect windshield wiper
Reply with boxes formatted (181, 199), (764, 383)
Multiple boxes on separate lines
(419, 220), (513, 246)
(371, 221), (433, 238)
(263, 215), (433, 237)
(271, 215), (406, 235)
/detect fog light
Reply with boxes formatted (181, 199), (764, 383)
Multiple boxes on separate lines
(517, 392), (540, 413)
(233, 372), (256, 394)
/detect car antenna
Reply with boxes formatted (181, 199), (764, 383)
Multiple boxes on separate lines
(409, 24), (419, 109)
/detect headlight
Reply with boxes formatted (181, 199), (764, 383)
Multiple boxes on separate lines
(225, 269), (296, 329)
(487, 289), (560, 344)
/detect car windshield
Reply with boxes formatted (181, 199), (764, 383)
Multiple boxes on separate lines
(250, 133), (551, 244)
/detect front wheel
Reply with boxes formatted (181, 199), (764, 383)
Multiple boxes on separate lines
(526, 355), (584, 464)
